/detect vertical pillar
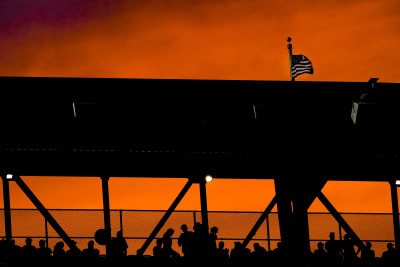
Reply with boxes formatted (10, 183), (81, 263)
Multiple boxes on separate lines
(2, 176), (12, 241)
(101, 176), (112, 256)
(390, 181), (400, 250)
(199, 181), (209, 233)
(274, 177), (293, 248)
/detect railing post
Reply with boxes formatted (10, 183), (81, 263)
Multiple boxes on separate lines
(266, 213), (271, 252)
(120, 210), (123, 234)
(45, 218), (49, 248)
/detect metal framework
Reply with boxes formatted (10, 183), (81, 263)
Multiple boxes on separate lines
(1, 77), (400, 263)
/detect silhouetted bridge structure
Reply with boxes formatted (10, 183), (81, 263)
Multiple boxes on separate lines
(1, 77), (400, 264)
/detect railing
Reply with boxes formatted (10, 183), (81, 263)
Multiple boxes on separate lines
(0, 209), (395, 257)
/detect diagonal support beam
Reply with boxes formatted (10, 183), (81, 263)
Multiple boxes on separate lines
(318, 192), (365, 249)
(242, 195), (277, 249)
(13, 175), (77, 249)
(138, 180), (193, 255)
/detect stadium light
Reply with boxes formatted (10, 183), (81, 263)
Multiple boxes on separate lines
(396, 180), (400, 186)
(205, 175), (213, 183)
(6, 174), (13, 180)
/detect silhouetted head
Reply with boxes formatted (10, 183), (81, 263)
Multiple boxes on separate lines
(344, 234), (350, 240)
(39, 239), (46, 248)
(366, 242), (371, 249)
(387, 243), (394, 250)
(211, 226), (218, 234)
(277, 242), (283, 248)
(88, 240), (94, 249)
(218, 241), (225, 249)
(117, 231), (123, 238)
(55, 242), (64, 249)
(317, 242), (324, 250)
(254, 243), (260, 250)
(10, 239), (15, 245)
(165, 228), (174, 237)
(26, 237), (32, 245)
(181, 224), (188, 232)
(194, 222), (202, 233)
(234, 242), (241, 248)
(156, 238), (162, 246)
(329, 232), (335, 240)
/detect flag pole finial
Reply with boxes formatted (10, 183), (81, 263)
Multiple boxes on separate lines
(287, 37), (294, 81)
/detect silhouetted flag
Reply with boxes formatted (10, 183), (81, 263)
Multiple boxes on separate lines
(291, 55), (313, 79)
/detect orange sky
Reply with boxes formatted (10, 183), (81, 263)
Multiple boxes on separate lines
(0, 0), (399, 213)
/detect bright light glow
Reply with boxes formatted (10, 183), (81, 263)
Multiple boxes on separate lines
(6, 174), (13, 179)
(396, 180), (400, 186)
(205, 175), (213, 183)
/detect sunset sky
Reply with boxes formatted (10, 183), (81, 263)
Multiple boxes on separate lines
(1, 0), (400, 214)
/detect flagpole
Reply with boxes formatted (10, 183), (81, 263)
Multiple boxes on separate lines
(287, 37), (295, 81)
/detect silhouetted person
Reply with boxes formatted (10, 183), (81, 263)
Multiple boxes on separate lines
(342, 234), (358, 265)
(21, 237), (36, 258)
(313, 242), (328, 266)
(153, 238), (165, 259)
(230, 241), (243, 262)
(66, 241), (81, 257)
(360, 241), (375, 265)
(110, 230), (128, 257)
(216, 241), (229, 264)
(162, 228), (180, 258)
(251, 242), (267, 264)
(53, 242), (66, 257)
(37, 239), (52, 258)
(82, 240), (99, 257)
(208, 226), (218, 256)
(178, 224), (195, 259)
(325, 232), (342, 266)
(381, 243), (396, 266)
(193, 222), (207, 258)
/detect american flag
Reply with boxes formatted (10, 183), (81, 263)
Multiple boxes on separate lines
(291, 54), (313, 79)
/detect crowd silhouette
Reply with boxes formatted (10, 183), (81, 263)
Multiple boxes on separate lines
(0, 226), (399, 267)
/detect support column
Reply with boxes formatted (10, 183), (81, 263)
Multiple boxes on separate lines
(274, 177), (293, 248)
(390, 181), (400, 250)
(199, 181), (209, 233)
(138, 180), (193, 255)
(101, 176), (112, 256)
(1, 176), (12, 241)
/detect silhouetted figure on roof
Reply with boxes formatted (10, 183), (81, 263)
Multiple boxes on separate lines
(216, 241), (229, 264)
(381, 243), (396, 266)
(82, 240), (99, 257)
(178, 224), (195, 259)
(37, 239), (52, 258)
(53, 242), (66, 257)
(325, 232), (342, 266)
(360, 241), (375, 265)
(21, 237), (36, 258)
(162, 228), (180, 258)
(110, 230), (128, 257)
(313, 242), (328, 266)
